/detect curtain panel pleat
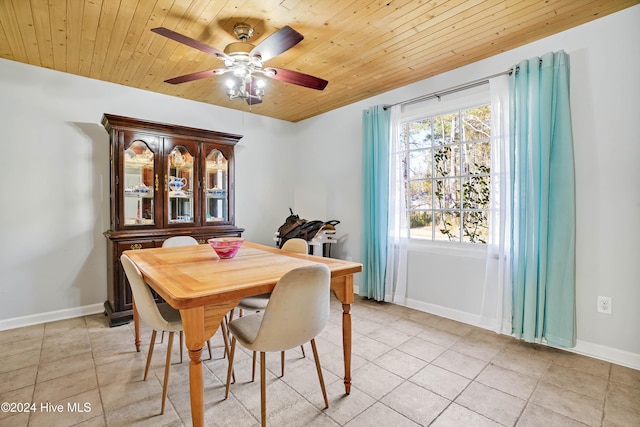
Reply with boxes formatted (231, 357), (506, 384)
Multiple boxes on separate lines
(480, 75), (512, 334)
(361, 105), (391, 301)
(510, 51), (576, 347)
(386, 105), (409, 304)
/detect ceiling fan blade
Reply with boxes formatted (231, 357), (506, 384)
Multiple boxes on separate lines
(265, 67), (328, 91)
(151, 27), (230, 61)
(164, 69), (224, 85)
(250, 26), (303, 62)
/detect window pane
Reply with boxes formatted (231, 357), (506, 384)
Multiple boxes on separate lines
(409, 180), (432, 209)
(434, 211), (460, 242)
(433, 145), (460, 177)
(399, 122), (409, 152)
(462, 106), (491, 141)
(462, 211), (489, 244)
(167, 145), (195, 224)
(433, 113), (459, 146)
(409, 148), (432, 180)
(205, 148), (229, 222)
(123, 140), (155, 226)
(402, 102), (490, 245)
(409, 211), (432, 239)
(433, 178), (459, 209)
(462, 176), (490, 209)
(462, 141), (490, 175)
(405, 119), (433, 150)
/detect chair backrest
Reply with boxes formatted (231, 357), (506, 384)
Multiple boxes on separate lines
(121, 254), (177, 332)
(281, 238), (308, 254)
(162, 236), (198, 247)
(252, 264), (330, 352)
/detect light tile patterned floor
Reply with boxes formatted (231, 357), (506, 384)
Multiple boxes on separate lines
(0, 296), (639, 426)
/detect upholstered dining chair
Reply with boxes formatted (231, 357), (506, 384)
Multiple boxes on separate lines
(161, 235), (199, 248)
(280, 237), (308, 254)
(234, 237), (309, 379)
(224, 264), (331, 426)
(121, 253), (183, 415)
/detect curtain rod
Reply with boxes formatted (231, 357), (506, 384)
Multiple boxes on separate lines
(383, 69), (512, 110)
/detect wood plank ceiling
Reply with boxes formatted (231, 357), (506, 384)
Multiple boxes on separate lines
(0, 0), (637, 122)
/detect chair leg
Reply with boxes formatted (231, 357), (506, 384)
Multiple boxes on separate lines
(161, 331), (174, 415)
(260, 351), (267, 427)
(252, 351), (257, 382)
(144, 330), (157, 381)
(300, 344), (306, 358)
(207, 340), (213, 360)
(219, 320), (235, 383)
(160, 330), (164, 343)
(223, 313), (233, 353)
(310, 339), (329, 409)
(179, 331), (183, 363)
(281, 351), (285, 377)
(225, 336), (237, 399)
(220, 319), (230, 358)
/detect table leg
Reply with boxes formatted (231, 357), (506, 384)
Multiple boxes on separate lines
(180, 307), (206, 427)
(331, 274), (354, 395)
(342, 303), (352, 394)
(180, 303), (238, 427)
(132, 297), (141, 352)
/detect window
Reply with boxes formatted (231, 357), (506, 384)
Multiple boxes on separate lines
(400, 104), (491, 243)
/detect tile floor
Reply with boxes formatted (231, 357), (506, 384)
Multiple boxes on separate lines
(0, 296), (639, 427)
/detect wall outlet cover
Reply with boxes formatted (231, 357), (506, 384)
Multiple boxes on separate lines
(597, 296), (612, 314)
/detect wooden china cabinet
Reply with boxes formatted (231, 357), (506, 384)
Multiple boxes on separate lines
(102, 114), (244, 326)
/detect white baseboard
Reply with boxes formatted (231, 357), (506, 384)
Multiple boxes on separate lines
(0, 303), (105, 331)
(570, 340), (640, 371)
(355, 293), (640, 371)
(404, 297), (483, 327)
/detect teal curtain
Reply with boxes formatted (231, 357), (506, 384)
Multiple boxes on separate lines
(510, 51), (576, 347)
(361, 105), (391, 301)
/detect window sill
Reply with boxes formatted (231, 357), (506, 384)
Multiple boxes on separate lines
(407, 239), (488, 259)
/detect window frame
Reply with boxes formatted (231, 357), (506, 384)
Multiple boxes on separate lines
(398, 88), (492, 245)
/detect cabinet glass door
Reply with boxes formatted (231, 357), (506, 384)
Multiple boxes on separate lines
(123, 140), (155, 226)
(204, 148), (228, 222)
(167, 144), (195, 224)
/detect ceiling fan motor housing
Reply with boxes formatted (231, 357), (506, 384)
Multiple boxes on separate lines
(233, 23), (254, 41)
(224, 42), (254, 56)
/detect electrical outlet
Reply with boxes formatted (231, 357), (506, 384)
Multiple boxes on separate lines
(597, 296), (612, 314)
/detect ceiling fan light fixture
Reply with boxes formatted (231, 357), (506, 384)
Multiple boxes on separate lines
(224, 74), (266, 103)
(225, 78), (238, 97)
(233, 67), (249, 78)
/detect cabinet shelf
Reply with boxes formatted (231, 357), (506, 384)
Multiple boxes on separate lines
(124, 192), (154, 198)
(168, 192), (192, 198)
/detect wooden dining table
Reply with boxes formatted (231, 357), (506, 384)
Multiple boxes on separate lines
(124, 241), (362, 427)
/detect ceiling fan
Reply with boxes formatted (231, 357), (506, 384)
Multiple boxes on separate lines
(151, 24), (329, 105)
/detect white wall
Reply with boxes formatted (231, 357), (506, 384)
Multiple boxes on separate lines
(0, 5), (638, 368)
(0, 60), (298, 325)
(294, 5), (640, 367)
